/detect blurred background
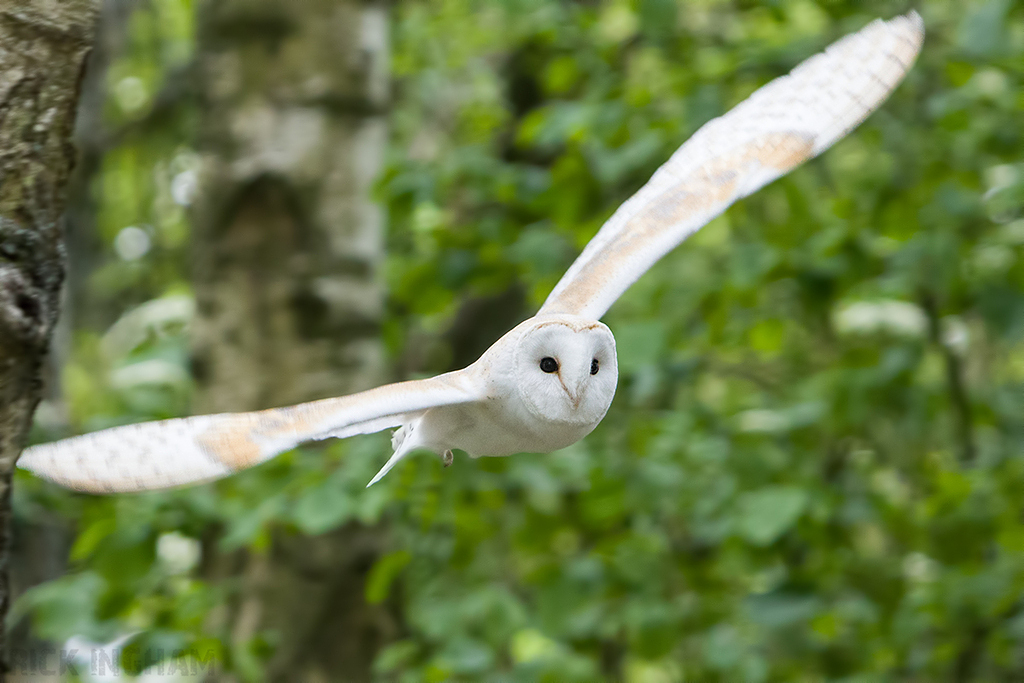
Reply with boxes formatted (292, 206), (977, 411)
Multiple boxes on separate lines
(8, 0), (1024, 680)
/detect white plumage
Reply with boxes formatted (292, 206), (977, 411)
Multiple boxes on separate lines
(19, 13), (924, 493)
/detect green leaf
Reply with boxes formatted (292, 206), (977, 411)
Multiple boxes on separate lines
(365, 551), (412, 605)
(292, 478), (353, 536)
(736, 486), (808, 546)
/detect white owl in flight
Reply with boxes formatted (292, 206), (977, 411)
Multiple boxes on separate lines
(20, 13), (924, 493)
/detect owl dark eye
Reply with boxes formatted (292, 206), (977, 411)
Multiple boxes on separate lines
(540, 357), (559, 373)
(591, 358), (599, 375)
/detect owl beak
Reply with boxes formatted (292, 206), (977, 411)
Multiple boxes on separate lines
(558, 369), (587, 409)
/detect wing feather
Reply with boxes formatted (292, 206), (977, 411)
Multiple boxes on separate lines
(19, 371), (480, 493)
(540, 12), (924, 320)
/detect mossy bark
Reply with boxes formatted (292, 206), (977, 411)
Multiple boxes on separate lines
(0, 0), (95, 675)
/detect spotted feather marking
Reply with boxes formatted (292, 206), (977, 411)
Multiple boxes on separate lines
(19, 372), (480, 493)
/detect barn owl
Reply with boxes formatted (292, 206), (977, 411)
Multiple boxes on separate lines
(20, 13), (924, 493)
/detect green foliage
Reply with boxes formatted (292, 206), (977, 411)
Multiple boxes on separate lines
(16, 0), (1024, 680)
(376, 3), (1024, 678)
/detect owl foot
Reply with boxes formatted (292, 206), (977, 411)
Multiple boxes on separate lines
(442, 450), (454, 467)
(391, 424), (410, 451)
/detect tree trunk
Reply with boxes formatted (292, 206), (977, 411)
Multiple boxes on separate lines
(190, 0), (392, 680)
(0, 1), (96, 676)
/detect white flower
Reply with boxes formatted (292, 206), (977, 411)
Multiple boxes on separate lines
(940, 316), (970, 356)
(736, 409), (789, 434)
(833, 300), (928, 338)
(114, 226), (151, 261)
(101, 295), (195, 358)
(109, 359), (189, 391)
(170, 170), (197, 207)
(157, 532), (201, 575)
(902, 552), (938, 583)
(114, 76), (148, 113)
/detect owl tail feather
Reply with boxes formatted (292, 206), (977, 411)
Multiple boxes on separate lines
(366, 449), (409, 488)
(366, 423), (419, 487)
(366, 446), (413, 489)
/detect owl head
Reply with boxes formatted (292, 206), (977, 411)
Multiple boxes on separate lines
(512, 315), (618, 426)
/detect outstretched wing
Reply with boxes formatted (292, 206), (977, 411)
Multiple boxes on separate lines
(19, 371), (481, 493)
(540, 12), (924, 320)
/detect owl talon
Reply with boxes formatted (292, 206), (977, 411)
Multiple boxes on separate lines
(442, 450), (453, 467)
